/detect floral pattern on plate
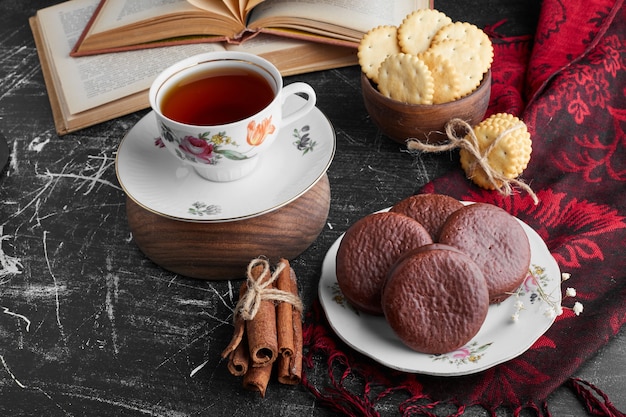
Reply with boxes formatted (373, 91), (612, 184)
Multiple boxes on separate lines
(431, 341), (493, 367)
(326, 262), (560, 370)
(318, 206), (562, 376)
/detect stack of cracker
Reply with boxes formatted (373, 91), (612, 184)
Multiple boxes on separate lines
(459, 113), (533, 191)
(358, 9), (493, 105)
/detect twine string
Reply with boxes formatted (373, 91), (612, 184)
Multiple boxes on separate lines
(406, 118), (538, 204)
(234, 258), (303, 322)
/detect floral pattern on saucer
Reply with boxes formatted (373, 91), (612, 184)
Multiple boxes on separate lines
(188, 202), (221, 217)
(115, 95), (335, 223)
(292, 125), (316, 154)
(154, 123), (319, 219)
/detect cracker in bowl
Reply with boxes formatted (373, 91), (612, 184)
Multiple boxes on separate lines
(358, 25), (401, 84)
(377, 53), (435, 105)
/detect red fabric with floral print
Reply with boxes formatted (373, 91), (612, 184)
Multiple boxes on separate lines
(302, 0), (626, 415)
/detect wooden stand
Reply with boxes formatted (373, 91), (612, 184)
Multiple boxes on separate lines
(125, 174), (331, 280)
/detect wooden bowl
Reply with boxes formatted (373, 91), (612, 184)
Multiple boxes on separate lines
(361, 70), (491, 144)
(126, 174), (331, 280)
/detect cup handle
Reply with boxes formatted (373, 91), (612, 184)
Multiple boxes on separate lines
(281, 82), (317, 127)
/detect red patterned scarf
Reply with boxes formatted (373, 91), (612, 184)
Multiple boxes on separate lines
(302, 0), (626, 415)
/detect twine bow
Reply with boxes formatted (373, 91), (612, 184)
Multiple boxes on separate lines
(406, 118), (539, 204)
(234, 258), (303, 322)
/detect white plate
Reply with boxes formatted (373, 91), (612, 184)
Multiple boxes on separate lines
(115, 95), (335, 222)
(318, 208), (562, 376)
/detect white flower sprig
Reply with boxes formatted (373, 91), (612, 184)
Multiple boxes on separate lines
(510, 269), (583, 323)
(560, 272), (584, 316)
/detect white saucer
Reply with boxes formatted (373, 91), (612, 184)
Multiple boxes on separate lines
(319, 206), (562, 376)
(115, 95), (335, 222)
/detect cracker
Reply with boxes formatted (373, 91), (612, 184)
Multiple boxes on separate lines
(418, 50), (461, 104)
(427, 39), (487, 97)
(460, 113), (532, 190)
(358, 25), (401, 84)
(432, 22), (473, 42)
(377, 53), (435, 105)
(479, 112), (523, 130)
(397, 9), (452, 56)
(431, 22), (493, 74)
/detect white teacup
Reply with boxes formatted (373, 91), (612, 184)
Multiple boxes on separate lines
(149, 51), (316, 182)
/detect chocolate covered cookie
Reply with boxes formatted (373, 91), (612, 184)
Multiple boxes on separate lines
(382, 244), (489, 354)
(390, 193), (463, 241)
(439, 203), (531, 303)
(335, 211), (432, 315)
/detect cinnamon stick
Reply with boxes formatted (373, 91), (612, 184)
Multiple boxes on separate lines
(243, 362), (273, 398)
(222, 257), (304, 395)
(277, 262), (303, 385)
(246, 263), (278, 367)
(227, 337), (250, 377)
(276, 259), (295, 359)
(221, 282), (247, 360)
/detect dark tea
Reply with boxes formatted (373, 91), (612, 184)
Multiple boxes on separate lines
(160, 67), (275, 125)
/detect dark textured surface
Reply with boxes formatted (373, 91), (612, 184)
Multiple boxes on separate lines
(0, 1), (623, 416)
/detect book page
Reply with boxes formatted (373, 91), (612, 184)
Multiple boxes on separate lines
(225, 32), (314, 54)
(90, 0), (202, 33)
(37, 0), (226, 115)
(245, 0), (266, 12)
(186, 0), (247, 22)
(248, 0), (424, 33)
(207, 0), (240, 22)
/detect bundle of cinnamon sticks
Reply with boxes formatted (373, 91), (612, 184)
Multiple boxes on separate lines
(221, 257), (303, 397)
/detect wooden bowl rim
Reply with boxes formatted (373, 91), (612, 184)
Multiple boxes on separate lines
(361, 69), (492, 110)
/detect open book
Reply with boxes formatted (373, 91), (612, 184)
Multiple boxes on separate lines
(71, 0), (430, 56)
(31, 0), (430, 135)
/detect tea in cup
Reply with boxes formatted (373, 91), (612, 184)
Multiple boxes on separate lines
(149, 51), (316, 181)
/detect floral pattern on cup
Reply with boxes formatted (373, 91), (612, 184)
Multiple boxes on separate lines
(247, 116), (276, 146)
(157, 123), (318, 162)
(159, 122), (317, 219)
(158, 122), (251, 165)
